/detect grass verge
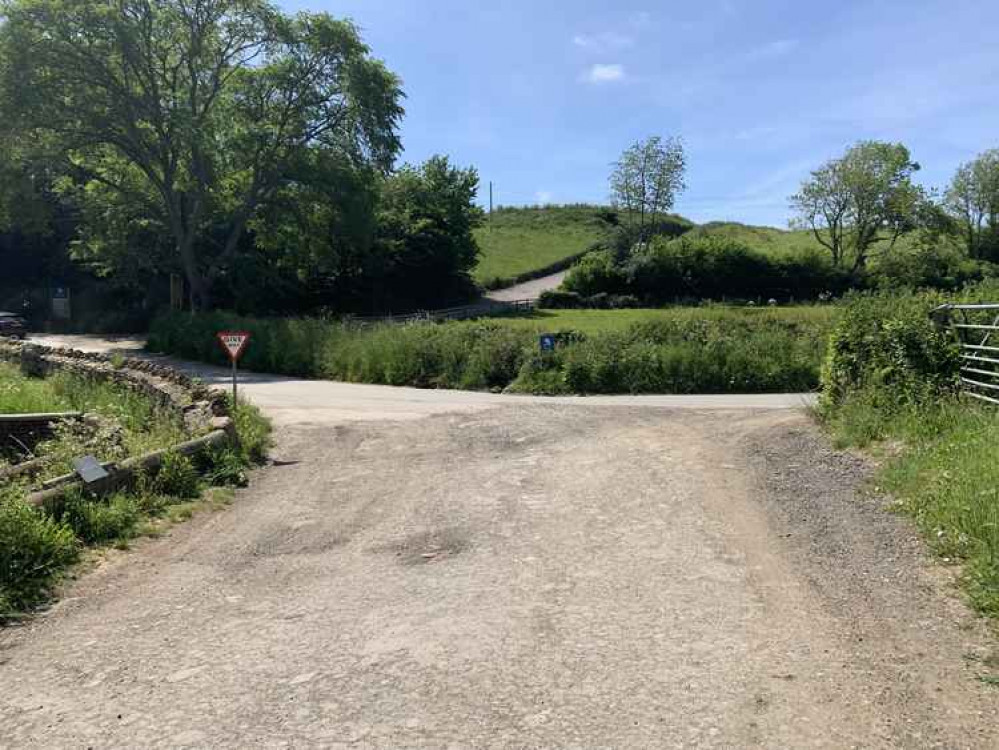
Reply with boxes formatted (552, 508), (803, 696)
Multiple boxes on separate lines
(0, 367), (272, 620)
(819, 282), (999, 618)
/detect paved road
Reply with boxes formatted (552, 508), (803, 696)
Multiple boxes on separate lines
(485, 271), (567, 303)
(2, 336), (997, 748)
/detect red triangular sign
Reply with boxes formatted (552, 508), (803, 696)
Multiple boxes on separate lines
(217, 330), (251, 361)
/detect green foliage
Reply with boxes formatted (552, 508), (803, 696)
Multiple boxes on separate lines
(229, 398), (272, 466)
(791, 140), (926, 271)
(562, 250), (628, 297)
(818, 289), (960, 414)
(945, 149), (999, 260)
(152, 453), (201, 500)
(564, 235), (851, 303)
(369, 155), (484, 310)
(149, 307), (834, 395)
(610, 135), (687, 238)
(0, 0), (404, 309)
(0, 491), (78, 614)
(538, 290), (640, 309)
(59, 490), (140, 546)
(515, 312), (825, 394)
(819, 280), (999, 617)
(0, 362), (187, 474)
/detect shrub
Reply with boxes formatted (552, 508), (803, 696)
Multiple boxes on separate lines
(153, 453), (201, 499)
(0, 495), (78, 613)
(817, 281), (999, 618)
(562, 251), (627, 297)
(560, 234), (853, 305)
(60, 491), (140, 545)
(151, 308), (833, 396)
(230, 398), (272, 465)
(818, 289), (960, 414)
(538, 290), (640, 310)
(538, 290), (585, 308)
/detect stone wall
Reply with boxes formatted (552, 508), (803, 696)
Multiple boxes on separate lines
(0, 339), (238, 506)
(0, 340), (228, 435)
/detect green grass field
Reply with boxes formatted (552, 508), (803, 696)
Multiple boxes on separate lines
(472, 206), (843, 290)
(473, 205), (611, 287)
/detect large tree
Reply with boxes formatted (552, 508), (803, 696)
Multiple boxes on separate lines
(610, 135), (686, 241)
(944, 149), (999, 260)
(0, 0), (403, 309)
(790, 141), (923, 272)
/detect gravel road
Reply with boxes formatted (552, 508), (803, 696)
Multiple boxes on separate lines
(1, 339), (997, 748)
(484, 271), (567, 302)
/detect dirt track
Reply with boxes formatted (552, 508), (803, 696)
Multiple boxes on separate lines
(2, 340), (998, 748)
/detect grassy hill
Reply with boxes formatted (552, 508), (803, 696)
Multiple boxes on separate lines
(473, 207), (943, 292)
(473, 205), (613, 288)
(474, 204), (700, 289)
(685, 221), (812, 256)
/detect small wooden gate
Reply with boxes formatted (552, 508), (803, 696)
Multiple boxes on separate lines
(934, 303), (999, 405)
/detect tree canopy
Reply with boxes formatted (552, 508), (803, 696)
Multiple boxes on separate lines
(0, 0), (404, 309)
(610, 136), (686, 241)
(945, 149), (999, 260)
(790, 141), (924, 272)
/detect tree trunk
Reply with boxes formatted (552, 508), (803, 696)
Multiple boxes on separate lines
(176, 234), (211, 312)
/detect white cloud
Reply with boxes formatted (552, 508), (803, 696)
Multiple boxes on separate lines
(535, 190), (554, 204)
(747, 39), (799, 60)
(572, 31), (634, 52)
(629, 11), (652, 28)
(583, 63), (626, 84)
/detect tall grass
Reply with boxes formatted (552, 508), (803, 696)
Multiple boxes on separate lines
(0, 362), (187, 473)
(0, 364), (272, 620)
(820, 282), (999, 616)
(149, 307), (834, 395)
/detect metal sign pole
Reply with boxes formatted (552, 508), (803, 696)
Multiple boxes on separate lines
(232, 356), (238, 405)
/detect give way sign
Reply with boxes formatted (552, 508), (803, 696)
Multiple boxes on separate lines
(217, 330), (251, 362)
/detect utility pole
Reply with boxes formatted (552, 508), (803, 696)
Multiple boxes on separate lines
(489, 181), (493, 229)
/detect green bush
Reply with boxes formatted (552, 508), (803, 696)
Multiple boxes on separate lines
(153, 453), (201, 499)
(0, 494), (78, 614)
(229, 398), (272, 465)
(150, 307), (833, 396)
(818, 289), (960, 415)
(818, 280), (999, 617)
(562, 251), (627, 297)
(60, 491), (140, 545)
(562, 236), (852, 305)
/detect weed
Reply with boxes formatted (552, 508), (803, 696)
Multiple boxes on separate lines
(0, 489), (79, 615)
(153, 452), (201, 499)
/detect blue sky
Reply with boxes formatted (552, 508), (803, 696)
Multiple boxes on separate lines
(282, 0), (999, 227)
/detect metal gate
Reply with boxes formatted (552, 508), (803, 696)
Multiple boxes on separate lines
(934, 303), (999, 405)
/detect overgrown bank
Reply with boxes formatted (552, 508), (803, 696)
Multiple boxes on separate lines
(1, 358), (270, 618)
(819, 282), (999, 616)
(149, 307), (835, 395)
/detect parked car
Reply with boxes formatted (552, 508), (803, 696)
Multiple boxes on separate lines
(0, 311), (27, 339)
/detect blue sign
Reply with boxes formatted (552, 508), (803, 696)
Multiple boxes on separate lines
(540, 333), (557, 352)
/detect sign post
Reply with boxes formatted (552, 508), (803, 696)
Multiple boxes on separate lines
(216, 331), (251, 404)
